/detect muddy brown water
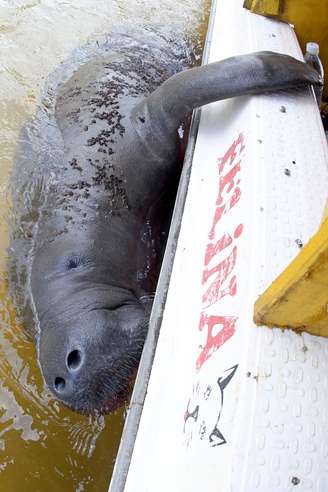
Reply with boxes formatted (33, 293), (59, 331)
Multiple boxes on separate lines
(0, 1), (210, 490)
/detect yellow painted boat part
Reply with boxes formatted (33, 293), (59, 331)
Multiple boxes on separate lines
(243, 0), (281, 16)
(244, 0), (328, 99)
(254, 218), (328, 337)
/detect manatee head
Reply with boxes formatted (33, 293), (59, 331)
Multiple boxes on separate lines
(31, 234), (151, 415)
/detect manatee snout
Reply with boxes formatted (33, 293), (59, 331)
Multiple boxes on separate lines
(38, 304), (148, 414)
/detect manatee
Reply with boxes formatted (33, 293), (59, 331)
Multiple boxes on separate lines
(8, 28), (320, 414)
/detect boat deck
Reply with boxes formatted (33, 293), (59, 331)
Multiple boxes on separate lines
(110, 1), (328, 490)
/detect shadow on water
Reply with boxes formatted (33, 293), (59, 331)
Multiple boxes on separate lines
(0, 0), (210, 489)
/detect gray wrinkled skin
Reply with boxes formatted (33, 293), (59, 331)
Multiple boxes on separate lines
(8, 26), (321, 414)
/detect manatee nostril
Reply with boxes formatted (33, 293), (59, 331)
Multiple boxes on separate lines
(67, 349), (82, 371)
(54, 377), (66, 393)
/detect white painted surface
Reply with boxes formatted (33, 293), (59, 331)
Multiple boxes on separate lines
(123, 1), (328, 491)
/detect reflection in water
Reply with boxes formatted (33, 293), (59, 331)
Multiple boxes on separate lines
(0, 0), (209, 490)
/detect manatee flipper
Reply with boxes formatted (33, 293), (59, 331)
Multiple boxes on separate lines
(131, 51), (321, 159)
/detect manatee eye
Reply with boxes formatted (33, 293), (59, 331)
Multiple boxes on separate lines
(67, 257), (80, 270)
(65, 254), (85, 271)
(67, 259), (77, 269)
